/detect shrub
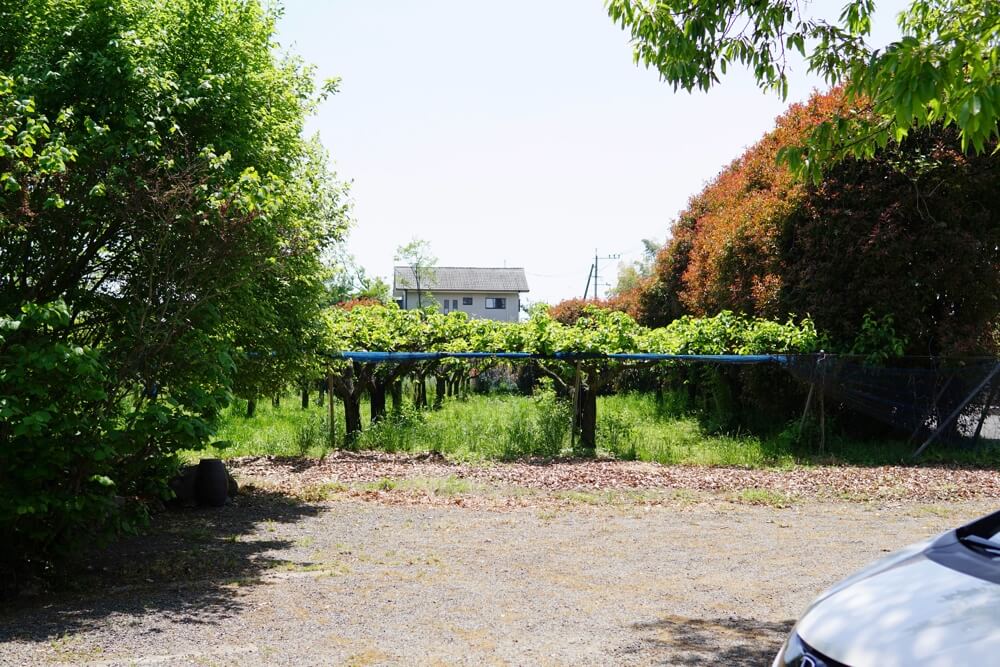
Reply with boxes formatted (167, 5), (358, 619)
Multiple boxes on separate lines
(549, 298), (614, 325)
(0, 304), (126, 585)
(850, 312), (908, 365)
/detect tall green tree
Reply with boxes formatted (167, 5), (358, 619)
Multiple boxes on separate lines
(607, 0), (1000, 180)
(0, 0), (348, 577)
(395, 238), (437, 309)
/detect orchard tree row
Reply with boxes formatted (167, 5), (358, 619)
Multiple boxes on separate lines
(235, 303), (823, 450)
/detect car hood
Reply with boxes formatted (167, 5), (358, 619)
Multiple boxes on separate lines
(798, 552), (1000, 666)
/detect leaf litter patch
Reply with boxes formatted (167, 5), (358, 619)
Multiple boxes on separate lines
(227, 451), (1000, 506)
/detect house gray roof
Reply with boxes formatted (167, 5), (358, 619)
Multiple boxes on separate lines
(393, 266), (529, 292)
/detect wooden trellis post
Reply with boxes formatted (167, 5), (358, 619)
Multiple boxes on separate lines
(327, 373), (336, 451)
(570, 361), (581, 451)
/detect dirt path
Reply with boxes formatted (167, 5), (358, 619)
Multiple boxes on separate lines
(2, 465), (998, 666)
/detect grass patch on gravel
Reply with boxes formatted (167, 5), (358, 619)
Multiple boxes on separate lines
(732, 488), (796, 508)
(293, 476), (478, 502)
(268, 559), (352, 577)
(552, 489), (677, 506)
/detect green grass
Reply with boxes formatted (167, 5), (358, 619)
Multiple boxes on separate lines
(597, 393), (797, 467)
(197, 390), (1000, 469)
(197, 395), (352, 459)
(732, 488), (796, 508)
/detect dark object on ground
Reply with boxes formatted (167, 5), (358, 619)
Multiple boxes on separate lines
(167, 465), (199, 507)
(196, 459), (230, 507)
(167, 462), (238, 508)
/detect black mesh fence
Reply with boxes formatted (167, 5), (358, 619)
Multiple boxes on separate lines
(784, 355), (1000, 451)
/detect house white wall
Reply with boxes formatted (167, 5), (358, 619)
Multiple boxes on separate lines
(393, 290), (521, 322)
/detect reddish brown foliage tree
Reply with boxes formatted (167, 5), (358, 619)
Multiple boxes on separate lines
(630, 89), (1000, 355)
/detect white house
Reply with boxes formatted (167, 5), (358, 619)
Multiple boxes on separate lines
(393, 266), (529, 322)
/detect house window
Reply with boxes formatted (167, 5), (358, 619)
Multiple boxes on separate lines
(486, 297), (506, 310)
(462, 297), (473, 306)
(452, 299), (458, 310)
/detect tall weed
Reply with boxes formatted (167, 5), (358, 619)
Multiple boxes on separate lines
(295, 413), (329, 456)
(598, 410), (638, 460)
(501, 404), (536, 459)
(358, 406), (424, 453)
(532, 382), (570, 458)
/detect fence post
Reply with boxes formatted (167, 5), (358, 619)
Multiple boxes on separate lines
(797, 383), (814, 444)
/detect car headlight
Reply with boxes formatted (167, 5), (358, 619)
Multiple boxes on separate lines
(773, 631), (805, 666)
(774, 631), (840, 667)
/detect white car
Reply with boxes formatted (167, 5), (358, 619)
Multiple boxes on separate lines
(773, 508), (1000, 666)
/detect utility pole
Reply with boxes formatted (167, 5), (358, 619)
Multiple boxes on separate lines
(583, 263), (595, 299)
(585, 249), (620, 300)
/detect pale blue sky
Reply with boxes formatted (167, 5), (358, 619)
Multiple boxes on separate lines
(277, 0), (910, 305)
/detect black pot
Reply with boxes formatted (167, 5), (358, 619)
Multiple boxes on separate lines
(195, 458), (229, 507)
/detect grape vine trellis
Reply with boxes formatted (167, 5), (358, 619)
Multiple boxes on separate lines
(275, 304), (823, 452)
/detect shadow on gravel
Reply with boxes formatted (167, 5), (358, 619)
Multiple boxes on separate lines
(0, 487), (320, 644)
(624, 615), (794, 665)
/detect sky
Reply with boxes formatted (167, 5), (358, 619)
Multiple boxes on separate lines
(276, 0), (911, 306)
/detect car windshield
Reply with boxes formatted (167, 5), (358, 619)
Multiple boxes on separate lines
(959, 534), (1000, 555)
(926, 509), (1000, 582)
(957, 509), (1000, 552)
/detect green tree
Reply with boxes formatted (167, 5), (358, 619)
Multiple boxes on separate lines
(0, 0), (347, 577)
(607, 0), (1000, 180)
(325, 248), (392, 305)
(395, 238), (438, 309)
(609, 238), (661, 297)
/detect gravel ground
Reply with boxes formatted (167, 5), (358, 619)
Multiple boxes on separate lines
(2, 462), (999, 666)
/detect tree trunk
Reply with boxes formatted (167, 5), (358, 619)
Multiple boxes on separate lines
(577, 384), (597, 455)
(447, 379), (455, 397)
(370, 380), (387, 423)
(390, 381), (403, 413)
(344, 394), (363, 445)
(272, 395), (280, 408)
(317, 381), (325, 407)
(301, 383), (309, 410)
(413, 375), (427, 409)
(246, 397), (256, 418)
(434, 375), (446, 409)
